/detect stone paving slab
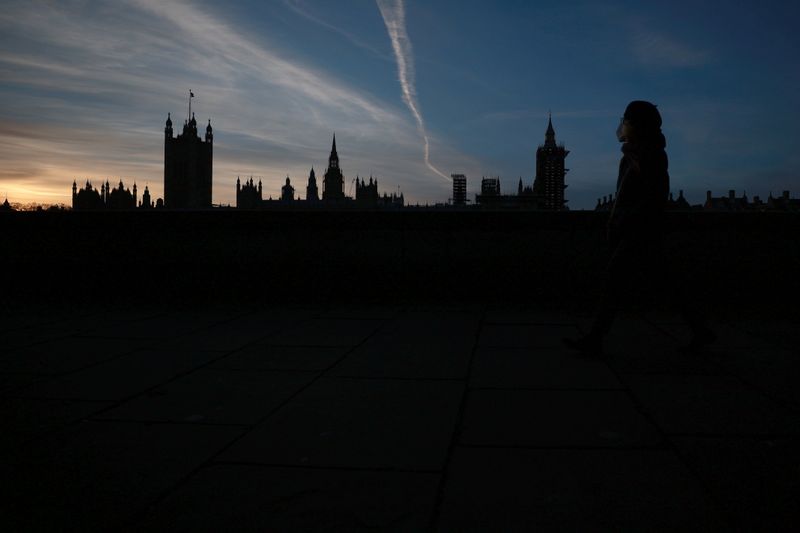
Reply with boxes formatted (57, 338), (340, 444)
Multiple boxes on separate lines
(0, 397), (111, 454)
(318, 304), (403, 320)
(164, 320), (283, 352)
(16, 348), (224, 401)
(708, 344), (800, 407)
(0, 336), (151, 375)
(469, 347), (622, 389)
(730, 317), (800, 354)
(98, 368), (316, 425)
(597, 316), (684, 356)
(460, 389), (662, 448)
(0, 372), (47, 395)
(222, 377), (464, 470)
(162, 308), (318, 352)
(331, 312), (480, 379)
(607, 344), (727, 375)
(625, 374), (800, 436)
(0, 420), (241, 531)
(2, 304), (798, 530)
(435, 447), (729, 531)
(263, 318), (386, 347)
(0, 310), (79, 334)
(1, 316), (106, 351)
(484, 306), (585, 325)
(68, 308), (172, 336)
(656, 320), (773, 351)
(670, 436), (800, 531)
(212, 344), (351, 372)
(640, 308), (694, 325)
(479, 323), (581, 349)
(83, 309), (236, 340)
(137, 463), (440, 532)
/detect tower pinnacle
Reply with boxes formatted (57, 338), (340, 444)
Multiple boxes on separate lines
(545, 113), (556, 146)
(323, 134), (344, 201)
(328, 133), (339, 169)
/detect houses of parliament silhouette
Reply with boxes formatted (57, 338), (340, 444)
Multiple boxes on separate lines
(72, 110), (212, 210)
(472, 115), (569, 210)
(164, 112), (213, 209)
(235, 116), (569, 210)
(72, 179), (157, 210)
(65, 103), (799, 212)
(236, 134), (404, 209)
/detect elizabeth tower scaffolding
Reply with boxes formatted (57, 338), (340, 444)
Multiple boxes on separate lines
(533, 115), (569, 210)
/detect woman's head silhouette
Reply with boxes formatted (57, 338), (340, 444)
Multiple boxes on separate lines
(619, 100), (664, 145)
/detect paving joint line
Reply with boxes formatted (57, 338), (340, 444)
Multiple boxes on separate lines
(428, 304), (486, 532)
(211, 460), (441, 475)
(604, 343), (738, 528)
(125, 306), (404, 527)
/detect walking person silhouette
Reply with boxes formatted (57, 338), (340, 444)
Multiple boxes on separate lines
(563, 100), (717, 356)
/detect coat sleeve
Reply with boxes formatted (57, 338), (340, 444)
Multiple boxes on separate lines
(609, 153), (669, 241)
(608, 158), (641, 235)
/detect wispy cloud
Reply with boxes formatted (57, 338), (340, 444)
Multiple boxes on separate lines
(630, 23), (711, 68)
(0, 0), (472, 204)
(281, 0), (390, 60)
(376, 0), (450, 182)
(583, 5), (713, 70)
(130, 0), (397, 124)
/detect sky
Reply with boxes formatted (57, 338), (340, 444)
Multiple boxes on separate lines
(0, 0), (798, 208)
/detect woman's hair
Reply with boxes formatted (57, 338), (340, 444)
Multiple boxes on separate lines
(624, 101), (662, 131)
(624, 100), (665, 146)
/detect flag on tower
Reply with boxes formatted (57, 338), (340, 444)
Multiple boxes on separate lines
(190, 90), (194, 98)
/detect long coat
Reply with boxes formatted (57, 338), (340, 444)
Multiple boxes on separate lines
(604, 136), (671, 308)
(608, 136), (670, 246)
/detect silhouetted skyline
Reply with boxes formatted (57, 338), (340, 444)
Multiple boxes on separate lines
(0, 1), (798, 207)
(60, 110), (798, 211)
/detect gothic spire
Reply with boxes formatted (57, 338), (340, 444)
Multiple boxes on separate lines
(545, 112), (556, 146)
(328, 133), (339, 169)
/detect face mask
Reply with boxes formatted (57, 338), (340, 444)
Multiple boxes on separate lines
(616, 121), (626, 142)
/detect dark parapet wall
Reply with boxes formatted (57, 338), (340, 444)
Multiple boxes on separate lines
(1, 210), (798, 314)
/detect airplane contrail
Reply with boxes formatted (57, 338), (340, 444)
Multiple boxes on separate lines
(376, 0), (451, 182)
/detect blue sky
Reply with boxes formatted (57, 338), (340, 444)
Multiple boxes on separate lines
(0, 0), (798, 208)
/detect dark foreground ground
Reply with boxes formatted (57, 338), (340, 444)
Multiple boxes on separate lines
(1, 300), (798, 531)
(2, 211), (799, 530)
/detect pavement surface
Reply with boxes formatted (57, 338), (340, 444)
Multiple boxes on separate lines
(1, 302), (798, 531)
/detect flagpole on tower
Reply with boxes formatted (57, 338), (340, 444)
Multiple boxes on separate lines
(188, 90), (194, 120)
